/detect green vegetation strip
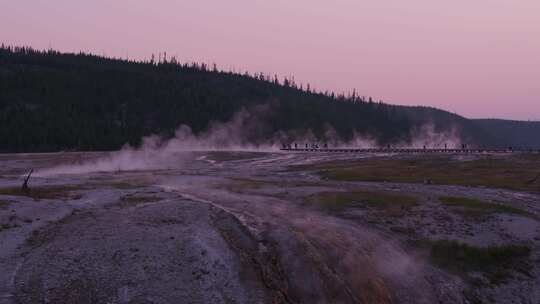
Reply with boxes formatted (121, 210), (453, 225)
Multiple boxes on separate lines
(0, 201), (10, 210)
(292, 155), (540, 193)
(0, 185), (83, 200)
(307, 190), (417, 214)
(119, 195), (162, 207)
(224, 178), (321, 194)
(206, 151), (267, 162)
(430, 240), (531, 284)
(439, 196), (532, 217)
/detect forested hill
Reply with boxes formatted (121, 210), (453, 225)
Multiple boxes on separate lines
(473, 119), (540, 149)
(0, 46), (503, 152)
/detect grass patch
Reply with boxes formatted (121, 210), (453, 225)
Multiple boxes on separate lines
(90, 179), (147, 189)
(292, 154), (540, 193)
(0, 222), (20, 231)
(107, 182), (140, 189)
(206, 151), (267, 162)
(389, 226), (416, 234)
(0, 200), (10, 209)
(119, 195), (162, 207)
(517, 153), (540, 162)
(0, 185), (83, 200)
(226, 178), (268, 192)
(306, 190), (418, 215)
(430, 240), (531, 284)
(224, 178), (321, 194)
(439, 196), (532, 218)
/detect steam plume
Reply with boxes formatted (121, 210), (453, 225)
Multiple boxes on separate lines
(36, 108), (464, 176)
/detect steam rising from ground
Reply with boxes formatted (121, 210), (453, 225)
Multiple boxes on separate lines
(160, 177), (453, 302)
(36, 108), (462, 176)
(36, 108), (277, 176)
(406, 124), (462, 149)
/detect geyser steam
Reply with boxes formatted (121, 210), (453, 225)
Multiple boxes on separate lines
(36, 107), (463, 176)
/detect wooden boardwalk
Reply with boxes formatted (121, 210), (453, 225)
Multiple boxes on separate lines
(280, 148), (515, 154)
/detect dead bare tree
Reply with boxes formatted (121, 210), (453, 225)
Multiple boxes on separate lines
(21, 169), (33, 192)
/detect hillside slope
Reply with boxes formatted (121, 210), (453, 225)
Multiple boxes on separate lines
(473, 119), (540, 149)
(1, 46), (497, 152)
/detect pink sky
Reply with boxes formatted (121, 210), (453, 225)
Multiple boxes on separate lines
(2, 0), (539, 120)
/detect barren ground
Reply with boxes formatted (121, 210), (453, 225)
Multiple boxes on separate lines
(0, 151), (539, 304)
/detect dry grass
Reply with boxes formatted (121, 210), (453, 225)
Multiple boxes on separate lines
(0, 200), (10, 209)
(225, 178), (268, 192)
(119, 195), (162, 207)
(88, 179), (147, 189)
(206, 151), (267, 162)
(223, 178), (320, 194)
(430, 240), (531, 285)
(306, 190), (418, 216)
(292, 154), (540, 193)
(0, 185), (83, 200)
(0, 222), (19, 231)
(439, 196), (533, 218)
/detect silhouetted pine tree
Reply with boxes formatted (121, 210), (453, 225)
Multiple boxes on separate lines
(0, 45), (496, 152)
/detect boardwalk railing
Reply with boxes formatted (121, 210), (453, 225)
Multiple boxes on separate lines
(280, 148), (517, 154)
